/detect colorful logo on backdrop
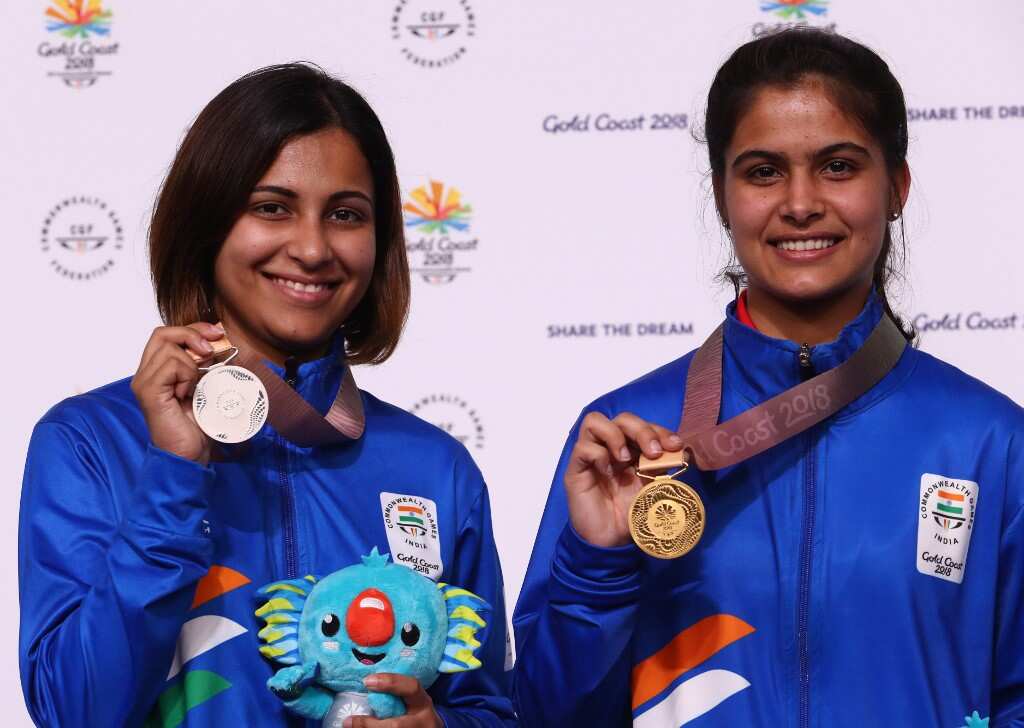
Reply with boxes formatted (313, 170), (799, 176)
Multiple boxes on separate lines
(753, 0), (835, 37)
(39, 0), (120, 87)
(403, 180), (479, 284)
(391, 0), (476, 68)
(409, 394), (485, 450)
(760, 0), (828, 20)
(40, 195), (124, 281)
(46, 0), (111, 36)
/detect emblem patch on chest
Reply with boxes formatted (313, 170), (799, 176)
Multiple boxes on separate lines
(917, 473), (979, 584)
(379, 492), (444, 580)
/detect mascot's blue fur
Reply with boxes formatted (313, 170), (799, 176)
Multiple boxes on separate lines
(255, 548), (488, 722)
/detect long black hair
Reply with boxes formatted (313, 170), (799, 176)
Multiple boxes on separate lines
(705, 29), (913, 340)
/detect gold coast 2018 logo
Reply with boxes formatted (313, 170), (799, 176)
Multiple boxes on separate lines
(39, 1), (120, 88)
(753, 0), (836, 37)
(391, 0), (476, 68)
(403, 180), (479, 285)
(41, 196), (124, 280)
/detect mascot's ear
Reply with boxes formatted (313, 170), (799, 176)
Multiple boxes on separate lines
(254, 575), (319, 666)
(436, 583), (490, 673)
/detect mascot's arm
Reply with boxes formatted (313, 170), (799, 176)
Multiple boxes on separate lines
(368, 692), (405, 719)
(282, 685), (334, 721)
(267, 660), (318, 701)
(429, 459), (516, 727)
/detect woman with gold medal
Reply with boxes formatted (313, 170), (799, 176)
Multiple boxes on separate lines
(513, 29), (1023, 727)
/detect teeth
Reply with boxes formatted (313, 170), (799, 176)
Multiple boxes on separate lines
(776, 238), (838, 252)
(274, 276), (328, 292)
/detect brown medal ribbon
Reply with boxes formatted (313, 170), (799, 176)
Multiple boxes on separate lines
(630, 313), (907, 558)
(192, 335), (365, 447)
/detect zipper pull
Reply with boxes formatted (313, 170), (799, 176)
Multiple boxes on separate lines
(284, 357), (299, 388)
(798, 343), (812, 369)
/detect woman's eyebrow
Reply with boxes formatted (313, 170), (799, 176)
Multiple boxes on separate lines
(252, 184), (296, 198)
(814, 141), (872, 159)
(731, 142), (872, 170)
(731, 149), (784, 170)
(327, 190), (373, 205)
(250, 186), (372, 205)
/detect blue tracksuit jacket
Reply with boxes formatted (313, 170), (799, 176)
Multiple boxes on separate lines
(19, 344), (515, 727)
(513, 295), (1024, 727)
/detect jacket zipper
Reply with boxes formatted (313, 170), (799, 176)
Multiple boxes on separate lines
(279, 358), (300, 579)
(797, 343), (814, 728)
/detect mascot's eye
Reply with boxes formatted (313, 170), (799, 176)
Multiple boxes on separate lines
(321, 613), (340, 637)
(401, 622), (420, 646)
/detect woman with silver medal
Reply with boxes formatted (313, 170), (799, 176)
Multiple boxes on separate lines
(19, 64), (514, 728)
(513, 30), (1024, 727)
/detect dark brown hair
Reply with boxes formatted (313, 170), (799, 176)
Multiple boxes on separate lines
(149, 63), (410, 364)
(705, 28), (913, 340)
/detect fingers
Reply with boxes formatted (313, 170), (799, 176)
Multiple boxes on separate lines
(345, 674), (439, 728)
(364, 674), (430, 707)
(613, 412), (684, 458)
(568, 439), (619, 479)
(138, 323), (224, 371)
(345, 717), (401, 728)
(577, 411), (683, 464)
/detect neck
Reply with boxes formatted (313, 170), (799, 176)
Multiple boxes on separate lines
(744, 284), (872, 346)
(216, 312), (332, 368)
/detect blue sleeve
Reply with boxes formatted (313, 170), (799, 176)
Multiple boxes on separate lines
(993, 431), (1024, 727)
(431, 455), (517, 727)
(18, 419), (215, 727)
(512, 413), (644, 726)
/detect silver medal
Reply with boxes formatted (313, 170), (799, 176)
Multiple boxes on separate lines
(192, 353), (269, 443)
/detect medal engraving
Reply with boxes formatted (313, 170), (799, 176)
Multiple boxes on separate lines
(193, 364), (269, 443)
(629, 477), (705, 559)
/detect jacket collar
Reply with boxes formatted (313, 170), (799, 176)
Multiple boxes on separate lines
(722, 291), (885, 406)
(259, 335), (364, 439)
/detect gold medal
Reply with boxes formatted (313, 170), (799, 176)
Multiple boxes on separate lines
(629, 465), (705, 559)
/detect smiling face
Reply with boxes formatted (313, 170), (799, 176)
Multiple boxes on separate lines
(212, 127), (376, 364)
(298, 561), (447, 693)
(717, 78), (909, 321)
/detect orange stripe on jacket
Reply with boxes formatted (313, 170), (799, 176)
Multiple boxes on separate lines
(631, 614), (755, 710)
(192, 565), (251, 609)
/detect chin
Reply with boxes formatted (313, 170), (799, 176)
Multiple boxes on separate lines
(267, 325), (340, 356)
(770, 277), (868, 306)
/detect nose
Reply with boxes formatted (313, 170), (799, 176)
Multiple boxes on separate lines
(779, 171), (825, 226)
(346, 588), (395, 647)
(286, 216), (333, 268)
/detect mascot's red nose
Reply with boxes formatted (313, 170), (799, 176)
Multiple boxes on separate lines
(346, 588), (395, 646)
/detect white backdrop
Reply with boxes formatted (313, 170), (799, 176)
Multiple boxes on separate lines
(3, 1), (1023, 723)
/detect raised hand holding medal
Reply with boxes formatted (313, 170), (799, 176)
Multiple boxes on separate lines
(131, 322), (230, 465)
(189, 333), (270, 444)
(563, 412), (686, 550)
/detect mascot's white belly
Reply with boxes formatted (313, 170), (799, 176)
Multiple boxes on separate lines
(323, 691), (372, 727)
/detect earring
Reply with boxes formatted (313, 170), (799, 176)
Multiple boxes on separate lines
(888, 210), (901, 221)
(722, 219), (731, 230)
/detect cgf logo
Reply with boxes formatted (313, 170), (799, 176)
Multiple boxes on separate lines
(391, 0), (476, 68)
